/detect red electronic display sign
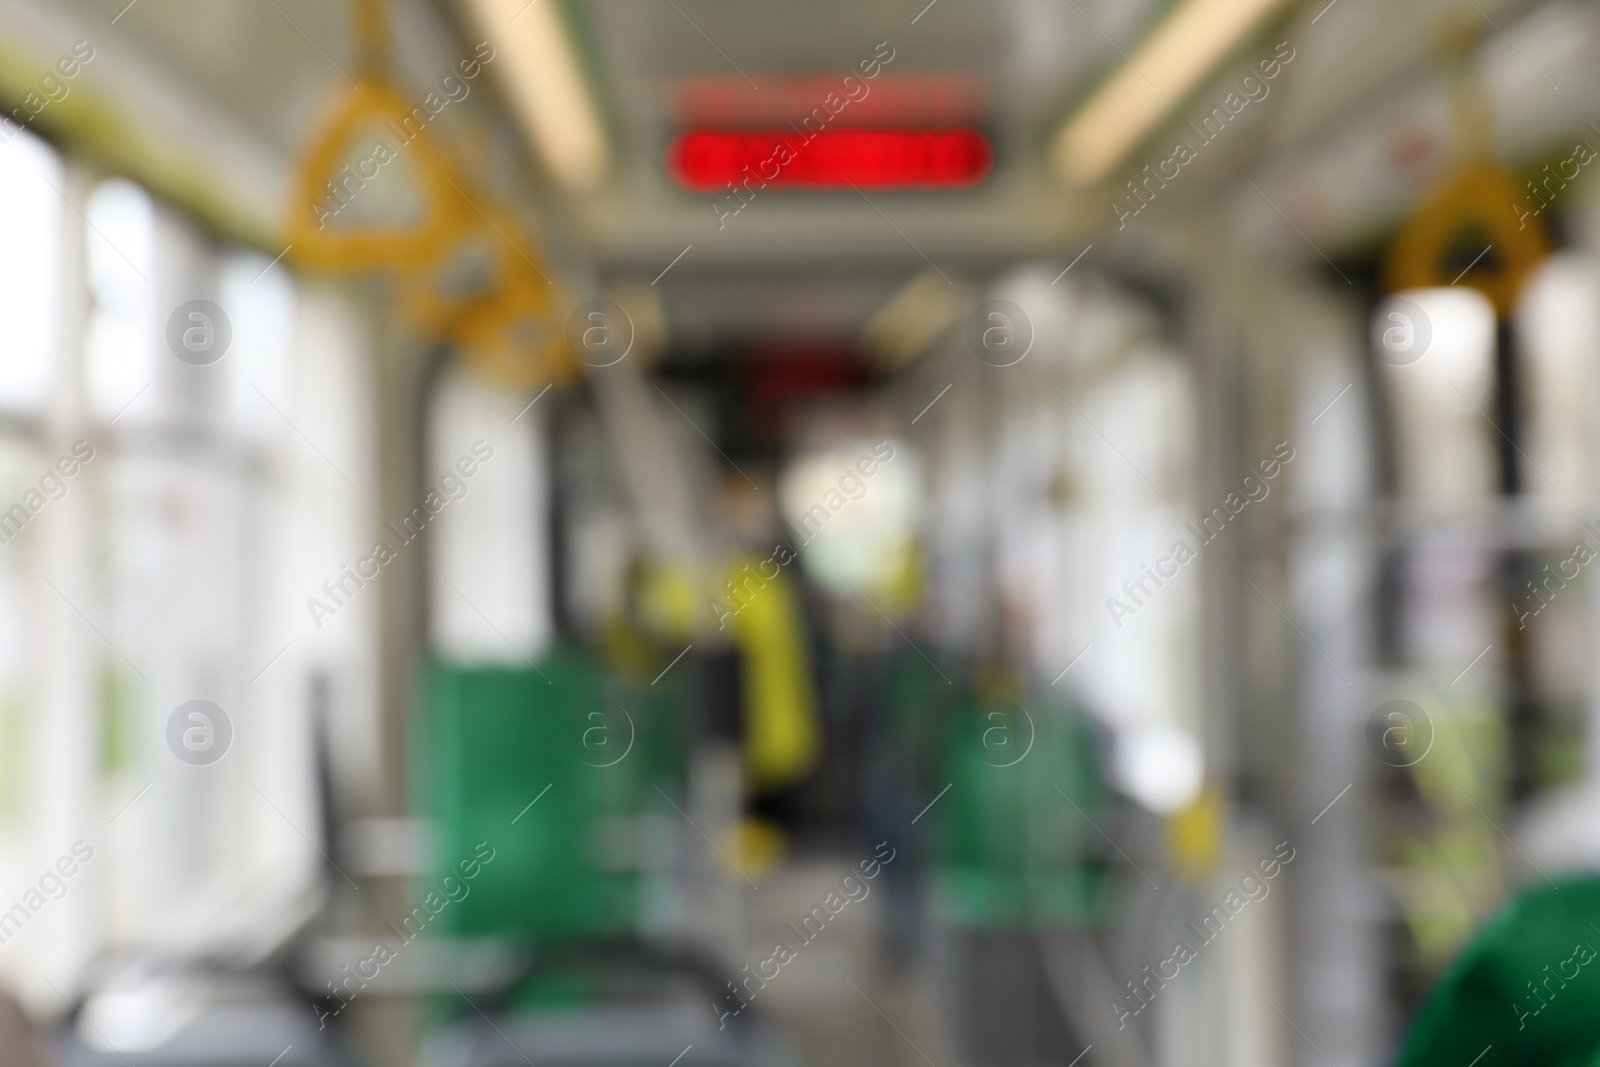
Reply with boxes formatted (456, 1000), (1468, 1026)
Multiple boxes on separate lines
(669, 129), (992, 191)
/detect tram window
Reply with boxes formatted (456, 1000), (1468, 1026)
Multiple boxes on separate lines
(220, 253), (296, 441)
(1066, 355), (1203, 815)
(1517, 254), (1600, 504)
(85, 180), (157, 425)
(0, 435), (38, 835)
(1514, 255), (1600, 742)
(1376, 287), (1498, 502)
(0, 156), (371, 982)
(0, 132), (61, 835)
(428, 367), (552, 663)
(777, 438), (920, 598)
(0, 130), (61, 415)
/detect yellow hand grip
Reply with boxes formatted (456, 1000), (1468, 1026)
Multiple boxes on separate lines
(286, 79), (469, 273)
(394, 200), (553, 339)
(1384, 161), (1549, 317)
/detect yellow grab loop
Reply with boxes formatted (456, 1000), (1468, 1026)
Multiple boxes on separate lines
(352, 0), (390, 79)
(286, 80), (469, 273)
(1384, 161), (1550, 318)
(285, 0), (569, 399)
(395, 205), (553, 342)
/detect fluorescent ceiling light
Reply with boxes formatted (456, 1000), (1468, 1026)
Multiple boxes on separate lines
(860, 270), (972, 372)
(460, 0), (609, 189)
(1053, 0), (1288, 187)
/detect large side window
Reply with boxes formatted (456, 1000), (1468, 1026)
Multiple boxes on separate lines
(0, 137), (377, 997)
(0, 129), (62, 869)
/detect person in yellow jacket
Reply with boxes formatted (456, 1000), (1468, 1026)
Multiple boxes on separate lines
(709, 550), (821, 792)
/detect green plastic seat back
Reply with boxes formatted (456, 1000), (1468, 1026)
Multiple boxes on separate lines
(1398, 877), (1600, 1067)
(417, 647), (683, 944)
(931, 691), (1109, 930)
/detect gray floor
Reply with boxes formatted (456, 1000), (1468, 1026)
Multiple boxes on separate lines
(741, 856), (960, 1067)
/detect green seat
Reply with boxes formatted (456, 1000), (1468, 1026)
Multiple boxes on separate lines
(931, 689), (1110, 930)
(1398, 876), (1600, 1067)
(416, 646), (685, 945)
